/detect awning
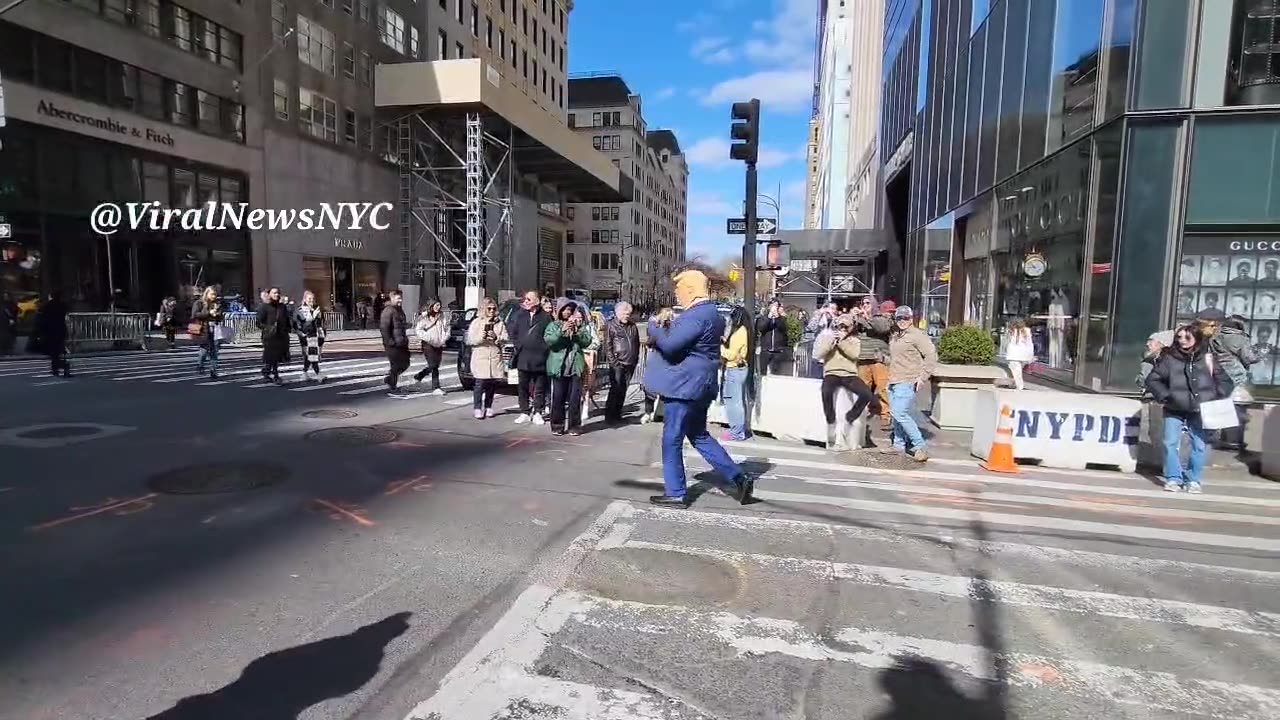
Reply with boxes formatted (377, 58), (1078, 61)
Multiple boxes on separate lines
(774, 229), (892, 258)
(375, 59), (631, 203)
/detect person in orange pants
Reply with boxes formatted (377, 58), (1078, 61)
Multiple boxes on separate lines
(853, 298), (895, 430)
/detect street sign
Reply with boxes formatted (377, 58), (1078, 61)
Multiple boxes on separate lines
(726, 217), (778, 235)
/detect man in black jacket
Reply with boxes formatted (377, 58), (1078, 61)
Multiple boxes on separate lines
(507, 289), (552, 424)
(755, 299), (789, 376)
(380, 289), (411, 393)
(603, 301), (641, 423)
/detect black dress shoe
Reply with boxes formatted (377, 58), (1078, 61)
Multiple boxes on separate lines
(649, 495), (687, 508)
(730, 475), (755, 505)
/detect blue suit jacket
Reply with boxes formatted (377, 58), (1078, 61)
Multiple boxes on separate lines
(643, 301), (725, 401)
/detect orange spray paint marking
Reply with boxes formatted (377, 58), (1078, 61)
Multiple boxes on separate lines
(1019, 661), (1063, 684)
(506, 437), (540, 450)
(384, 475), (432, 496)
(312, 498), (375, 527)
(29, 493), (159, 532)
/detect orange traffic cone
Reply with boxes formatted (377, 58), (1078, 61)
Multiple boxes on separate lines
(982, 404), (1020, 474)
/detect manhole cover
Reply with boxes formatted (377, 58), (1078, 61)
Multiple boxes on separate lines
(16, 425), (100, 439)
(301, 409), (359, 420)
(147, 462), (289, 495)
(305, 426), (399, 446)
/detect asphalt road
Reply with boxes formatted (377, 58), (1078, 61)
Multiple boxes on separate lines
(1, 341), (1278, 720)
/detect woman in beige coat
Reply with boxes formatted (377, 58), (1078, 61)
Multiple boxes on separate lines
(467, 297), (509, 419)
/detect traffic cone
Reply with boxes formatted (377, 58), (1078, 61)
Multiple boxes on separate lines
(981, 404), (1020, 474)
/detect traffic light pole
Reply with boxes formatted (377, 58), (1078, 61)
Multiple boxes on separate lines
(742, 160), (758, 392)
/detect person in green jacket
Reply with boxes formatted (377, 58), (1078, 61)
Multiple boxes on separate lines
(544, 299), (595, 435)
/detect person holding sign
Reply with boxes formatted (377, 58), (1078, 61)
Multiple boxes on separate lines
(1144, 325), (1233, 494)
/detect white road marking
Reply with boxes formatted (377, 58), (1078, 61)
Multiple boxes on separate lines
(178, 358), (383, 385)
(628, 479), (1280, 552)
(339, 371), (458, 396)
(617, 539), (1280, 637)
(569, 592), (1280, 720)
(686, 451), (1280, 510)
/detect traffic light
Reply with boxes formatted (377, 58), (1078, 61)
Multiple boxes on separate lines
(763, 242), (790, 271)
(729, 99), (760, 164)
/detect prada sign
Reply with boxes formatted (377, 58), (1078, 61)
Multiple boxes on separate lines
(334, 237), (365, 250)
(37, 100), (175, 148)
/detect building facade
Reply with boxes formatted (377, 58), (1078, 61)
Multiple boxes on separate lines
(565, 75), (686, 307)
(0, 0), (258, 329)
(888, 0), (1280, 399)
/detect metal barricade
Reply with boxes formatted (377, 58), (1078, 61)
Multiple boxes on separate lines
(323, 310), (347, 332)
(67, 313), (150, 353)
(222, 313), (259, 345)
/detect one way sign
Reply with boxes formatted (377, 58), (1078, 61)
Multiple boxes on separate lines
(726, 217), (778, 235)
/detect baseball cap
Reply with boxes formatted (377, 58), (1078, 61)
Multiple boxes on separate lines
(894, 306), (914, 320)
(879, 300), (897, 314)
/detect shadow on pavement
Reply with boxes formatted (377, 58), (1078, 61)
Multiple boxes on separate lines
(144, 612), (411, 720)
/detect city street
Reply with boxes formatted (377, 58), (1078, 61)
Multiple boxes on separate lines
(0, 346), (1278, 720)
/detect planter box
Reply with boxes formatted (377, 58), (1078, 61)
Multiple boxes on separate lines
(932, 364), (1009, 431)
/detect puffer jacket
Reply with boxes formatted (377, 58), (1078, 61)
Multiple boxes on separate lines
(379, 305), (409, 349)
(1144, 345), (1233, 418)
(855, 314), (892, 361)
(1209, 325), (1259, 391)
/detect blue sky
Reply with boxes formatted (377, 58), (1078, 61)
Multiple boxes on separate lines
(568, 0), (817, 265)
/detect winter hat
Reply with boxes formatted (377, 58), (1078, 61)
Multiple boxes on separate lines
(879, 300), (897, 314)
(893, 305), (914, 320)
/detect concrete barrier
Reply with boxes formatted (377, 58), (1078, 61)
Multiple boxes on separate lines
(971, 388), (1142, 472)
(701, 374), (866, 448)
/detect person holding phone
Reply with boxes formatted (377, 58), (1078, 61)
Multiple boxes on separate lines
(467, 298), (509, 419)
(544, 299), (595, 435)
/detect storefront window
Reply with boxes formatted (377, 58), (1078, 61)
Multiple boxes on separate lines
(1185, 115), (1280, 396)
(993, 138), (1091, 377)
(1080, 124), (1123, 390)
(1109, 122), (1181, 389)
(303, 256), (335, 310)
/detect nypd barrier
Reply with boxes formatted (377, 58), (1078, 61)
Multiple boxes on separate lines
(971, 388), (1142, 472)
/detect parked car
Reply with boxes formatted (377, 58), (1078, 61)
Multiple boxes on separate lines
(447, 308), (476, 348)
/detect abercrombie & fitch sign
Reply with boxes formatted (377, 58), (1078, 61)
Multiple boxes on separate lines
(37, 99), (176, 148)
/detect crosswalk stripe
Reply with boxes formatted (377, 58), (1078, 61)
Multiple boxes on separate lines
(629, 504), (1280, 585)
(337, 371), (458, 396)
(616, 539), (1279, 636)
(686, 450), (1280, 508)
(570, 591), (1280, 719)
(628, 479), (1280, 552)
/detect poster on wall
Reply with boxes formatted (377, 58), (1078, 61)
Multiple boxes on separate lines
(1178, 235), (1280, 387)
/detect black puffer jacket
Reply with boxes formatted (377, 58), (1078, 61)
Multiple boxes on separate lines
(379, 305), (409, 349)
(1144, 344), (1233, 418)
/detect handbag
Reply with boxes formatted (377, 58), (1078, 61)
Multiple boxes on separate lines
(1199, 398), (1239, 429)
(187, 320), (204, 336)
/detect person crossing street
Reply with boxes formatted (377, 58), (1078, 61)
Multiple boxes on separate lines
(380, 289), (411, 395)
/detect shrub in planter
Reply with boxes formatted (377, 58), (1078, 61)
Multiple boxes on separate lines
(937, 325), (996, 365)
(784, 313), (805, 347)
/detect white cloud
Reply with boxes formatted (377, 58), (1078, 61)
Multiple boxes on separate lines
(653, 87), (677, 101)
(687, 191), (738, 217)
(702, 69), (814, 113)
(691, 36), (736, 64)
(744, 0), (818, 68)
(684, 136), (806, 170)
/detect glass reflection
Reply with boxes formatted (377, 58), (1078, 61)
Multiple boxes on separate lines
(1047, 0), (1104, 151)
(1099, 0), (1136, 121)
(922, 214), (954, 338)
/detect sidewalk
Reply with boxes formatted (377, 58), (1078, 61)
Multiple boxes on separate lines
(0, 329), (384, 361)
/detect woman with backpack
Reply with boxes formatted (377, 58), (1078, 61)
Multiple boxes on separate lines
(413, 300), (450, 395)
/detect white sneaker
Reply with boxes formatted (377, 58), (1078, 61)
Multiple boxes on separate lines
(531, 413), (545, 426)
(431, 388), (446, 396)
(485, 407), (495, 418)
(316, 373), (327, 384)
(474, 409), (484, 419)
(302, 367), (311, 381)
(515, 413), (531, 424)
(640, 412), (653, 424)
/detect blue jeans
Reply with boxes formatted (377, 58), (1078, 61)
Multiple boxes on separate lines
(889, 382), (926, 452)
(1162, 413), (1210, 486)
(661, 396), (744, 498)
(197, 341), (220, 374)
(720, 366), (749, 441)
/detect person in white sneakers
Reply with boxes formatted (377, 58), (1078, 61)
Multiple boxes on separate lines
(413, 300), (450, 395)
(1004, 317), (1036, 390)
(467, 297), (508, 419)
(507, 290), (552, 425)
(293, 290), (327, 383)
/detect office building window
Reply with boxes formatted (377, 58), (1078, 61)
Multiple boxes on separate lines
(410, 26), (420, 58)
(297, 15), (337, 75)
(273, 79), (290, 120)
(471, 2), (479, 35)
(438, 29), (448, 59)
(345, 109), (357, 144)
(522, 4), (527, 34)
(360, 52), (373, 85)
(456, 0), (463, 22)
(271, 0), (287, 39)
(358, 0), (370, 22)
(486, 16), (493, 48)
(511, 39), (517, 67)
(522, 49), (528, 77)
(457, 41), (465, 59)
(499, 28), (506, 57)
(378, 5), (407, 53)
(343, 0), (353, 15)
(343, 43), (355, 77)
(360, 115), (374, 151)
(299, 87), (338, 142)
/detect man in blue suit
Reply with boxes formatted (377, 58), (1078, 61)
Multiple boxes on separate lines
(644, 263), (754, 507)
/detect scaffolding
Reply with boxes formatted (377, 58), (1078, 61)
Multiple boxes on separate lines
(392, 110), (517, 309)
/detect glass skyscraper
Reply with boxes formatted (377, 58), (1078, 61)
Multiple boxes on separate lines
(882, 0), (1280, 396)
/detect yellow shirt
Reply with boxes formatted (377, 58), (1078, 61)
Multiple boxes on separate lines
(721, 326), (748, 367)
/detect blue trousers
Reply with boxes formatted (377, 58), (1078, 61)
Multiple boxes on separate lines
(662, 396), (744, 498)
